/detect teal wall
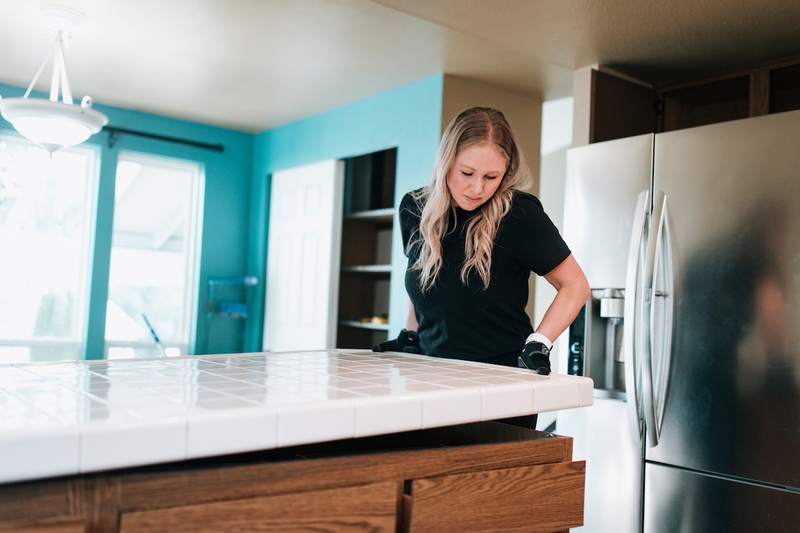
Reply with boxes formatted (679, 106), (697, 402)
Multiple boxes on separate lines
(1, 72), (445, 358)
(245, 74), (444, 351)
(0, 83), (253, 358)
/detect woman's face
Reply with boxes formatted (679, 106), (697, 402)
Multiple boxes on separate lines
(446, 142), (507, 211)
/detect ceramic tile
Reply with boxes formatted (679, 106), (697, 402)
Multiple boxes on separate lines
(422, 387), (483, 428)
(0, 350), (592, 485)
(480, 382), (537, 420)
(79, 418), (186, 473)
(530, 378), (585, 413)
(276, 401), (356, 447)
(0, 389), (80, 484)
(186, 407), (278, 459)
(355, 396), (422, 438)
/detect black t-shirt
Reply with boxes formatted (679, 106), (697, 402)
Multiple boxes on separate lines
(400, 188), (571, 365)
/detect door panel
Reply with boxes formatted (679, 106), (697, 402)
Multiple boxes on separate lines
(263, 160), (344, 351)
(645, 462), (800, 533)
(650, 111), (800, 488)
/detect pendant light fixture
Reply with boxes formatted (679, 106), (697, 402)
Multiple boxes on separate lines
(0, 3), (107, 154)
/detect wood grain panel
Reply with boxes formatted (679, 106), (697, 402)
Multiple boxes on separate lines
(590, 69), (656, 143)
(0, 479), (83, 523)
(0, 519), (86, 533)
(119, 481), (397, 533)
(408, 461), (585, 533)
(118, 428), (572, 512)
(749, 70), (770, 116)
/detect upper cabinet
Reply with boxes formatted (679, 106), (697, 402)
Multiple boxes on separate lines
(586, 57), (800, 143)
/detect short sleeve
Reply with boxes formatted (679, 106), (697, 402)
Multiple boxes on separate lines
(508, 192), (571, 276)
(399, 191), (422, 257)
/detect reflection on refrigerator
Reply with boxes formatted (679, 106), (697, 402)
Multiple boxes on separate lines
(558, 111), (800, 532)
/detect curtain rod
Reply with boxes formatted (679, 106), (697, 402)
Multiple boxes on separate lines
(105, 126), (224, 153)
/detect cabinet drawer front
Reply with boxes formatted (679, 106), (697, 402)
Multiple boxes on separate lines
(121, 481), (397, 533)
(407, 461), (585, 533)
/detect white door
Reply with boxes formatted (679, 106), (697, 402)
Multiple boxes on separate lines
(263, 160), (344, 351)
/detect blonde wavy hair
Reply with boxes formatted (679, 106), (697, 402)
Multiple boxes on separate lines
(407, 107), (531, 292)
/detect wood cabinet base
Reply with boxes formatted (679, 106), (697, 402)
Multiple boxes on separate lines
(0, 422), (585, 532)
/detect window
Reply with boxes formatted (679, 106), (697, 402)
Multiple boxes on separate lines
(0, 136), (98, 363)
(104, 153), (203, 359)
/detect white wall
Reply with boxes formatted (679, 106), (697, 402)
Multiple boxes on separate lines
(533, 96), (573, 430)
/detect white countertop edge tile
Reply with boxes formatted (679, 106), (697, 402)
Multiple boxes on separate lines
(0, 425), (80, 484)
(276, 400), (357, 448)
(78, 417), (186, 474)
(354, 395), (423, 438)
(186, 406), (279, 460)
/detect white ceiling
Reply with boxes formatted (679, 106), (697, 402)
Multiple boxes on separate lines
(1, 0), (799, 133)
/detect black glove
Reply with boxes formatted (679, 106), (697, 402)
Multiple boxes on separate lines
(373, 329), (421, 354)
(518, 341), (551, 375)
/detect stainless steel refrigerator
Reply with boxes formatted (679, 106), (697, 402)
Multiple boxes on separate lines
(557, 111), (800, 532)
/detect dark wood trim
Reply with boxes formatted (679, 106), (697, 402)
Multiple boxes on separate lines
(749, 70), (771, 117)
(656, 53), (800, 93)
(588, 70), (598, 144)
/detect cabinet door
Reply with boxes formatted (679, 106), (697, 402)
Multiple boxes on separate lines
(406, 462), (585, 532)
(120, 481), (397, 532)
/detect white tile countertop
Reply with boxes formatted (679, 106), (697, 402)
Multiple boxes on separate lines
(0, 350), (593, 484)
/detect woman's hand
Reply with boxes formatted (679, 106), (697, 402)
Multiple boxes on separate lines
(372, 329), (421, 354)
(518, 341), (551, 375)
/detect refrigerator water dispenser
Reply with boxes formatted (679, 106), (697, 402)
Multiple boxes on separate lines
(568, 288), (626, 394)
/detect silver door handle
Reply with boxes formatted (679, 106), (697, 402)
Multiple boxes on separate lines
(649, 195), (675, 446)
(641, 191), (666, 448)
(623, 190), (649, 441)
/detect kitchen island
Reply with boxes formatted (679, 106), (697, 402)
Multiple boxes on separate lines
(0, 350), (592, 532)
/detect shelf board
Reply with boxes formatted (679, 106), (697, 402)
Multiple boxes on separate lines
(345, 208), (394, 224)
(342, 265), (392, 274)
(339, 320), (390, 331)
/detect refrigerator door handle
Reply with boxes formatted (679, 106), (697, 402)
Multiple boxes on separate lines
(649, 195), (675, 445)
(623, 190), (649, 440)
(641, 191), (666, 447)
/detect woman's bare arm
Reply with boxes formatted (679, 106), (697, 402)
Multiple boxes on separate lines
(535, 254), (590, 343)
(406, 296), (419, 331)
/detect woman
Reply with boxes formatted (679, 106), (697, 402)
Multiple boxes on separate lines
(376, 106), (589, 392)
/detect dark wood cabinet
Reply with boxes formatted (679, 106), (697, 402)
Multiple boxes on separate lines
(660, 76), (750, 132)
(589, 56), (800, 142)
(0, 422), (585, 533)
(769, 64), (800, 114)
(590, 70), (657, 143)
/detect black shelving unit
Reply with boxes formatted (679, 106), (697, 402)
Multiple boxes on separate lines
(336, 148), (397, 349)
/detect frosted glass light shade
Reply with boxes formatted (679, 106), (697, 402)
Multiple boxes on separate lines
(0, 97), (107, 153)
